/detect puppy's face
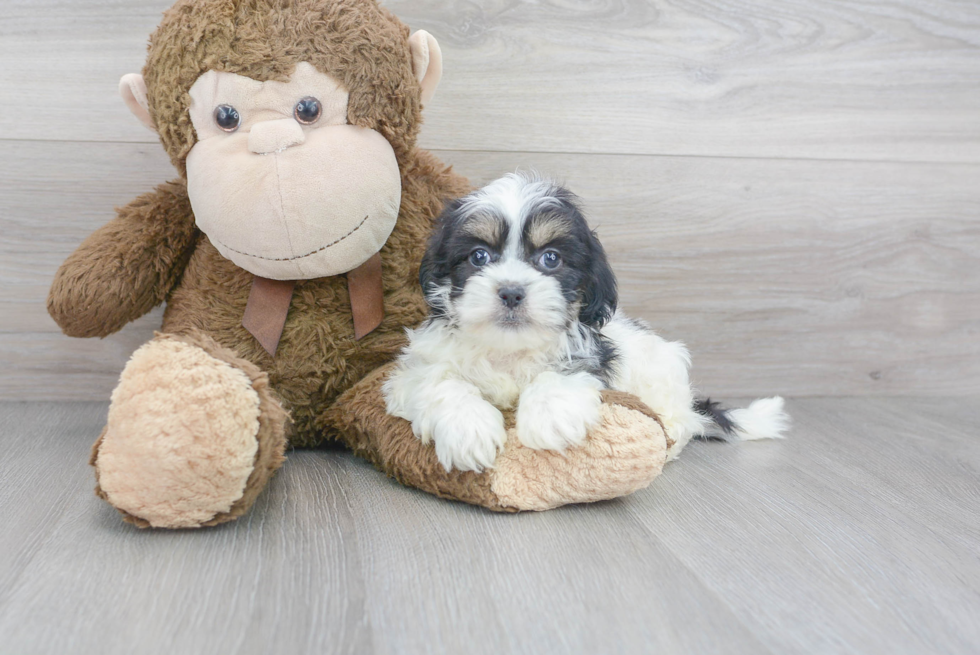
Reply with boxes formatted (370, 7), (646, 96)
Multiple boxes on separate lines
(420, 175), (617, 349)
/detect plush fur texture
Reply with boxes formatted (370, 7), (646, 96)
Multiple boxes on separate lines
(492, 391), (670, 510)
(46, 0), (469, 526)
(324, 364), (511, 510)
(159, 150), (469, 447)
(51, 0), (676, 526)
(384, 174), (789, 472)
(48, 181), (198, 338)
(93, 331), (288, 528)
(143, 0), (424, 175)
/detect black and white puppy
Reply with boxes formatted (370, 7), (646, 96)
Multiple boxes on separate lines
(383, 173), (789, 472)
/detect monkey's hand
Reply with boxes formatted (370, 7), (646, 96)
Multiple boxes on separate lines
(48, 180), (199, 338)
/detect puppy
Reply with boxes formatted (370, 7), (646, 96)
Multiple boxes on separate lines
(383, 173), (789, 472)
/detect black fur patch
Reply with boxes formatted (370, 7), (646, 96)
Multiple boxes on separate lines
(591, 331), (619, 385)
(520, 188), (618, 328)
(694, 397), (738, 440)
(419, 198), (510, 316)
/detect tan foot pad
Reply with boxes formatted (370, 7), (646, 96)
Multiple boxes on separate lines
(94, 336), (263, 528)
(491, 395), (669, 511)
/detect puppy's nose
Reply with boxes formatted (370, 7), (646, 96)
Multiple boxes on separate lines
(498, 286), (525, 309)
(248, 118), (306, 154)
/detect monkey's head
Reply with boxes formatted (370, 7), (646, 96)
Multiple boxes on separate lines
(120, 0), (442, 280)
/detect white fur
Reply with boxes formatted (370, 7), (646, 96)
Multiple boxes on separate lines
(600, 315), (711, 460)
(420, 379), (507, 473)
(454, 258), (569, 349)
(383, 314), (587, 471)
(516, 371), (603, 451)
(728, 396), (790, 441)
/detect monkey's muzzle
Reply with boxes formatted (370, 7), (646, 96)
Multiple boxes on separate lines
(186, 123), (401, 280)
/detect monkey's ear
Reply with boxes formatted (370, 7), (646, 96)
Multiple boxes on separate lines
(408, 30), (443, 106)
(119, 73), (156, 132)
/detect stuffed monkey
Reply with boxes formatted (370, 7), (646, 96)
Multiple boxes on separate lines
(48, 0), (670, 528)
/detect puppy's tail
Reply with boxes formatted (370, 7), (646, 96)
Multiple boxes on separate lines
(694, 396), (790, 441)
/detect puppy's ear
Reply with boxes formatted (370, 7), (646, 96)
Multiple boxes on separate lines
(578, 229), (618, 327)
(418, 236), (438, 294)
(419, 199), (461, 308)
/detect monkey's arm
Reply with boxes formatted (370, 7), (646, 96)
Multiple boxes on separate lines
(48, 180), (198, 338)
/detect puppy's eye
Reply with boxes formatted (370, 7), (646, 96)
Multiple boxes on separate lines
(469, 249), (491, 267)
(214, 105), (241, 132)
(294, 97), (322, 125)
(538, 250), (562, 270)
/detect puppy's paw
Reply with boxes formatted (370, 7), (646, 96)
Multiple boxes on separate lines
(516, 371), (603, 452)
(425, 396), (507, 473)
(491, 392), (670, 511)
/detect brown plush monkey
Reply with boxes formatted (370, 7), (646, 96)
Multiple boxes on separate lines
(48, 0), (670, 528)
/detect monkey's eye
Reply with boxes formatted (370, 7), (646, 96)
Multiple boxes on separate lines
(213, 105), (241, 132)
(294, 97), (322, 125)
(469, 249), (492, 267)
(537, 250), (562, 270)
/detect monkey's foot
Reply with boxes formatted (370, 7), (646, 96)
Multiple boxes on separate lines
(91, 331), (287, 528)
(327, 364), (670, 513)
(489, 390), (671, 511)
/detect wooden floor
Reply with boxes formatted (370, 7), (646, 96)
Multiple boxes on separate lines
(1, 398), (977, 655)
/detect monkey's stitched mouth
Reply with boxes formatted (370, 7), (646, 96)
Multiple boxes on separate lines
(213, 215), (369, 261)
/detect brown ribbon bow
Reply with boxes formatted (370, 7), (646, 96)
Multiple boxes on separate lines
(242, 253), (385, 357)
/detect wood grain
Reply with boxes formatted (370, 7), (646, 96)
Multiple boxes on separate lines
(0, 398), (977, 654)
(3, 140), (978, 399)
(628, 396), (980, 654)
(1, 0), (979, 161)
(0, 403), (373, 655)
(334, 455), (772, 655)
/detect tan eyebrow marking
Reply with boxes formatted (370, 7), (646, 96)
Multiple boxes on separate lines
(462, 213), (505, 246)
(527, 212), (571, 249)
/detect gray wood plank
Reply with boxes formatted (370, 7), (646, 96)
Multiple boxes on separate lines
(0, 403), (373, 655)
(334, 455), (772, 655)
(624, 396), (980, 655)
(2, 0), (979, 162)
(0, 402), (99, 599)
(1, 398), (978, 654)
(3, 141), (978, 399)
